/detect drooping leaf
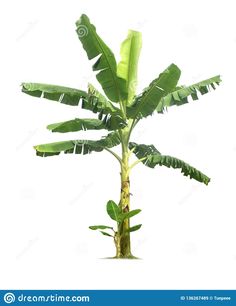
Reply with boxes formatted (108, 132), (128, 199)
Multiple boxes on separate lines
(100, 231), (113, 237)
(126, 224), (142, 233)
(106, 200), (121, 222)
(89, 225), (113, 230)
(129, 142), (210, 185)
(157, 75), (222, 113)
(117, 30), (142, 105)
(21, 83), (87, 106)
(127, 64), (181, 119)
(121, 209), (141, 221)
(34, 132), (120, 157)
(76, 14), (126, 102)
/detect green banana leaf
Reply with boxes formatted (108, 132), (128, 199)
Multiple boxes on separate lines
(129, 142), (210, 185)
(127, 64), (181, 119)
(126, 224), (142, 233)
(117, 30), (142, 105)
(22, 83), (87, 106)
(35, 132), (120, 157)
(47, 116), (125, 132)
(157, 75), (221, 113)
(22, 82), (127, 129)
(76, 14), (126, 102)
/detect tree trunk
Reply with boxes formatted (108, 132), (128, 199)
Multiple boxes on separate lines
(116, 150), (134, 258)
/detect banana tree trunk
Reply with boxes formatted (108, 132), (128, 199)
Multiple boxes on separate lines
(116, 149), (133, 258)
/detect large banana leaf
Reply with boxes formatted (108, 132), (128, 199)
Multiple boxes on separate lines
(76, 14), (126, 102)
(21, 82), (115, 112)
(47, 116), (124, 132)
(129, 142), (210, 185)
(157, 75), (221, 113)
(47, 118), (106, 133)
(21, 82), (127, 129)
(35, 132), (120, 157)
(22, 83), (87, 106)
(117, 30), (142, 105)
(127, 64), (181, 119)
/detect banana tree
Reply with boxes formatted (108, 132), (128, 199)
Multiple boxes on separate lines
(21, 14), (221, 259)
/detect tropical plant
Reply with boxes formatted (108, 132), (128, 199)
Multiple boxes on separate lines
(21, 14), (221, 259)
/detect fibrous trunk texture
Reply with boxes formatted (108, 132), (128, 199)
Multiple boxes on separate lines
(115, 151), (134, 258)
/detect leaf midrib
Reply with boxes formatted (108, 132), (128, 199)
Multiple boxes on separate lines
(127, 34), (135, 96)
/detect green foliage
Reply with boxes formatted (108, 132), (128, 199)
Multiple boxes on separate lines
(87, 83), (118, 114)
(89, 225), (114, 238)
(157, 75), (221, 113)
(127, 64), (181, 119)
(121, 209), (141, 221)
(106, 200), (121, 222)
(47, 116), (125, 132)
(89, 225), (113, 230)
(100, 231), (113, 237)
(106, 200), (141, 222)
(47, 118), (107, 133)
(34, 132), (120, 157)
(90, 200), (142, 239)
(117, 30), (142, 105)
(76, 14), (126, 102)
(21, 83), (127, 130)
(129, 142), (210, 185)
(126, 224), (142, 233)
(87, 84), (127, 129)
(21, 14), (221, 256)
(22, 83), (87, 106)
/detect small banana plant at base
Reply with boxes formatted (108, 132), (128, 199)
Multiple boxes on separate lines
(89, 200), (142, 258)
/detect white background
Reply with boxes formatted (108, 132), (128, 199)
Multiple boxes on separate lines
(1, 0), (236, 289)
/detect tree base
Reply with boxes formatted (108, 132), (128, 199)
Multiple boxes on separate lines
(104, 255), (140, 260)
